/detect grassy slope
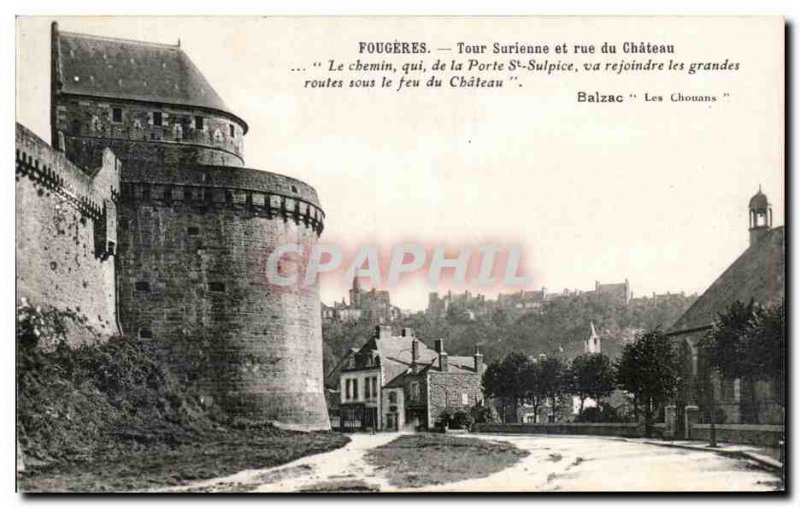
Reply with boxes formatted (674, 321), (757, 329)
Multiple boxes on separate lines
(366, 434), (528, 489)
(18, 428), (349, 493)
(16, 304), (349, 493)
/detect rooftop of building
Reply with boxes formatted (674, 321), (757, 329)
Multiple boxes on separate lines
(670, 226), (784, 333)
(53, 24), (247, 132)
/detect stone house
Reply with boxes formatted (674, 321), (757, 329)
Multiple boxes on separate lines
(336, 326), (485, 431)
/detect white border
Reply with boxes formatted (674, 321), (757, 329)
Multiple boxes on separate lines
(4, 1), (797, 507)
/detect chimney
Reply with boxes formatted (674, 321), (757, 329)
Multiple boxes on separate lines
(376, 325), (392, 340)
(436, 339), (448, 372)
(474, 346), (484, 374)
(411, 339), (419, 371)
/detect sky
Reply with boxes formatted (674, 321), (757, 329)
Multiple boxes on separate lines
(15, 16), (784, 310)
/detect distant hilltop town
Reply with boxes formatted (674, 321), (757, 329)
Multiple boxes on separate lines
(322, 277), (694, 324)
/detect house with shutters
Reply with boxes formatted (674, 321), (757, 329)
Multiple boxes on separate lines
(335, 326), (485, 431)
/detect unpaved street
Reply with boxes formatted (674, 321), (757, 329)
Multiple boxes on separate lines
(156, 433), (781, 493)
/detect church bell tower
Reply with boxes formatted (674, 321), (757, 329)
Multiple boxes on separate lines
(748, 187), (772, 246)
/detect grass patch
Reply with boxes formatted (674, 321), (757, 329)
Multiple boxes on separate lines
(365, 434), (528, 489)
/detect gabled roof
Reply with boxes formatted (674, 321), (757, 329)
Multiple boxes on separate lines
(373, 336), (437, 384)
(671, 227), (784, 333)
(53, 25), (247, 131)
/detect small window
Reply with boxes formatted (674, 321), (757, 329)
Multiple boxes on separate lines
(134, 281), (150, 292)
(112, 107), (122, 123)
(153, 111), (162, 127)
(209, 282), (225, 292)
(353, 379), (359, 400)
(229, 124), (235, 137)
(195, 116), (204, 130)
(364, 379), (370, 400)
(345, 379), (352, 400)
(388, 391), (397, 403)
(462, 393), (469, 406)
(372, 377), (378, 398)
(187, 226), (199, 236)
(139, 328), (153, 339)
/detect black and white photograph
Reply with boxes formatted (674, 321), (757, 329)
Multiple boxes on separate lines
(11, 9), (787, 496)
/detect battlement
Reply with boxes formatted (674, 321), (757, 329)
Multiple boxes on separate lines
(121, 163), (325, 235)
(16, 123), (119, 223)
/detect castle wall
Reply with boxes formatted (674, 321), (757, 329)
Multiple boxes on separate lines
(55, 96), (245, 170)
(117, 163), (329, 430)
(15, 124), (120, 344)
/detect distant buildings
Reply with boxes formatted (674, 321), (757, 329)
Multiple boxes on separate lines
(322, 278), (402, 324)
(427, 278), (634, 319)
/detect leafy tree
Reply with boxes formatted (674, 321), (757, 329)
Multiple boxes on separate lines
(538, 356), (569, 422)
(744, 300), (786, 405)
(616, 331), (680, 436)
(570, 353), (615, 414)
(700, 300), (785, 423)
(521, 359), (546, 423)
(482, 352), (532, 422)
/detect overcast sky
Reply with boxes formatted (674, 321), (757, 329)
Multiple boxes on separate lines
(16, 16), (784, 310)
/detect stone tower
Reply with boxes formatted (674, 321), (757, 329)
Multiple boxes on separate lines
(49, 23), (329, 430)
(748, 187), (772, 247)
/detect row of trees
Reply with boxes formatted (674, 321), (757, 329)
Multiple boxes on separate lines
(482, 299), (785, 434)
(482, 349), (617, 424)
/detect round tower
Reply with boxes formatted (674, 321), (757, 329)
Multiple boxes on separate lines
(50, 23), (330, 430)
(748, 187), (772, 246)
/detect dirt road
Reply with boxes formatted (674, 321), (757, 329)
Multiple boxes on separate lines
(155, 433), (781, 493)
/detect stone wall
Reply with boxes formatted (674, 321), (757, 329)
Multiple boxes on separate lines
(473, 422), (644, 438)
(427, 371), (483, 428)
(55, 96), (246, 170)
(15, 123), (120, 344)
(690, 424), (784, 447)
(116, 162), (328, 431)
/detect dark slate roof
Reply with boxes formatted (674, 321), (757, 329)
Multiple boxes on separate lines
(749, 190), (769, 209)
(670, 226), (784, 333)
(374, 336), (438, 385)
(54, 26), (246, 131)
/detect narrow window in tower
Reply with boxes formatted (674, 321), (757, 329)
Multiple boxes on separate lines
(209, 282), (225, 292)
(134, 281), (150, 292)
(153, 111), (163, 127)
(229, 124), (235, 138)
(195, 116), (204, 130)
(138, 328), (153, 339)
(112, 107), (122, 123)
(187, 226), (199, 236)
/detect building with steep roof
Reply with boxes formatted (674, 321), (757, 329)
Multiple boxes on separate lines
(17, 23), (329, 431)
(335, 326), (485, 431)
(669, 189), (784, 426)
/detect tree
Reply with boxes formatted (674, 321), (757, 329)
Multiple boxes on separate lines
(570, 353), (615, 414)
(482, 352), (532, 422)
(700, 299), (786, 423)
(538, 356), (569, 422)
(521, 359), (546, 423)
(616, 331), (680, 436)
